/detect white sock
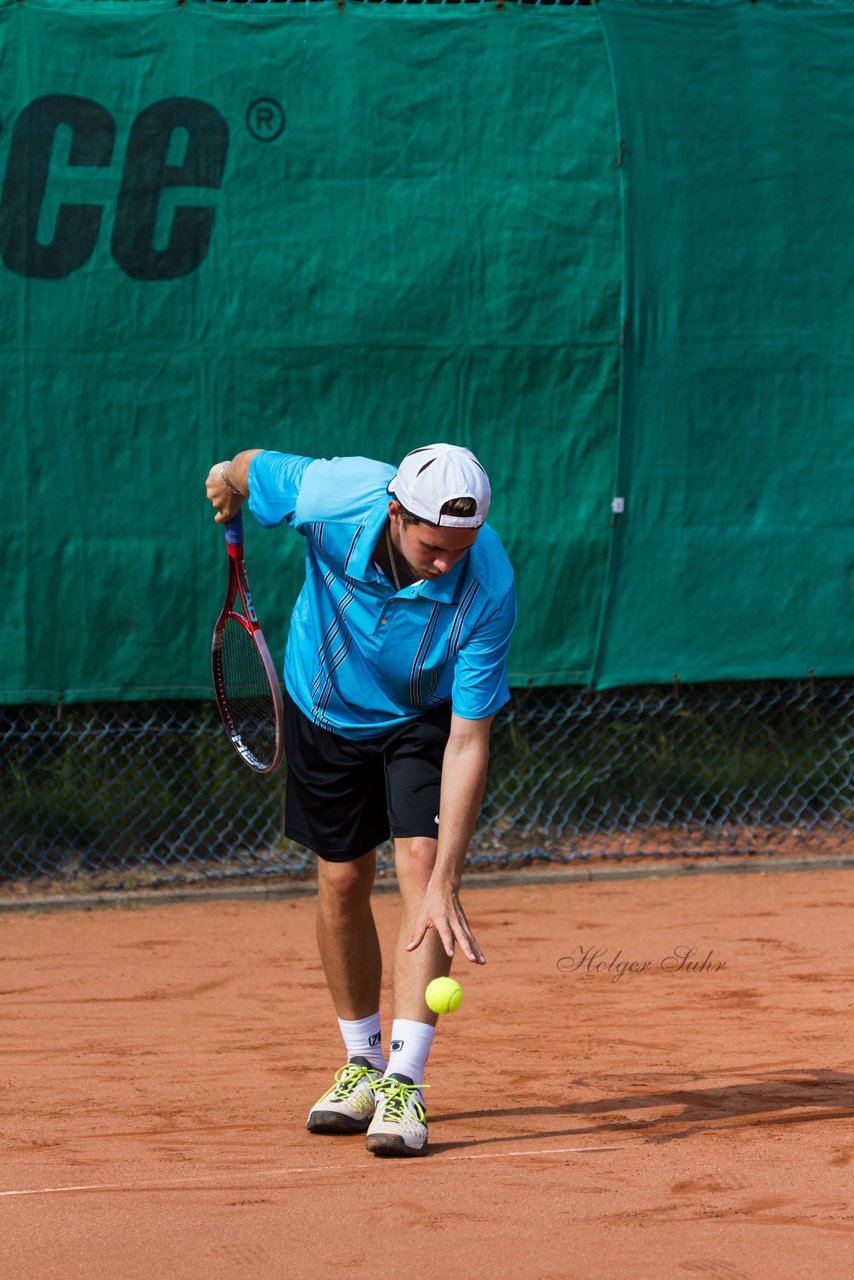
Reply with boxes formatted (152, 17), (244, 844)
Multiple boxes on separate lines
(338, 1014), (386, 1071)
(385, 1019), (435, 1085)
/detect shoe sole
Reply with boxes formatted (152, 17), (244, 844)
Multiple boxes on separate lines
(365, 1133), (428, 1157)
(307, 1111), (373, 1135)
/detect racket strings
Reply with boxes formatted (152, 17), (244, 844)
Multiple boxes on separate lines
(219, 616), (279, 769)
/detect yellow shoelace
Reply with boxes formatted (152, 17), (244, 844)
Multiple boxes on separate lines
(326, 1062), (380, 1100)
(375, 1078), (429, 1123)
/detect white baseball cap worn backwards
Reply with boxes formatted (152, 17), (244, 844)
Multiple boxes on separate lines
(387, 443), (491, 528)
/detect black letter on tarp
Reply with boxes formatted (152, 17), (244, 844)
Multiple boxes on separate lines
(112, 98), (228, 281)
(0, 95), (115, 279)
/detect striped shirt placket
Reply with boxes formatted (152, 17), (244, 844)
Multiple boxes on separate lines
(343, 527), (363, 576)
(444, 581), (479, 663)
(311, 575), (356, 723)
(409, 602), (442, 710)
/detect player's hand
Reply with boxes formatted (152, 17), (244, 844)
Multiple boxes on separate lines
(205, 462), (244, 524)
(407, 883), (486, 965)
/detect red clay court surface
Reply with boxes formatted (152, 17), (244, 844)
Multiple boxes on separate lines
(1, 865), (853, 1279)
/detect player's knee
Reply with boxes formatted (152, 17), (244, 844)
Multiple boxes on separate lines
(395, 836), (439, 887)
(318, 855), (375, 912)
(409, 835), (439, 867)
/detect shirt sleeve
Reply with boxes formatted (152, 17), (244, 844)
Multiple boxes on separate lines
(451, 582), (518, 721)
(247, 452), (315, 528)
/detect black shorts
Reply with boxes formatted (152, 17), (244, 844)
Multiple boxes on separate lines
(283, 691), (452, 862)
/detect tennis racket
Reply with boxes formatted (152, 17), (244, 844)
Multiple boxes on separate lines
(211, 511), (284, 773)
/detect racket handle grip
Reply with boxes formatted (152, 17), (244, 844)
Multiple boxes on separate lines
(224, 511), (244, 546)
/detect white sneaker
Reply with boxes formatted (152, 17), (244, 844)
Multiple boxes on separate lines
(306, 1058), (383, 1135)
(365, 1074), (429, 1157)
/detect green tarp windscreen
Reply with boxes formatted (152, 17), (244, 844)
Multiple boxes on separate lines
(0, 2), (621, 701)
(595, 0), (854, 685)
(1, 0), (851, 703)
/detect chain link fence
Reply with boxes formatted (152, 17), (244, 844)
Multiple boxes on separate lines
(201, 2), (595, 7)
(2, 679), (851, 894)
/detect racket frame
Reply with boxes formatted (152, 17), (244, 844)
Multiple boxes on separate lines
(211, 512), (285, 773)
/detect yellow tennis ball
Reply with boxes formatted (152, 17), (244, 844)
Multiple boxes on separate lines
(425, 976), (463, 1015)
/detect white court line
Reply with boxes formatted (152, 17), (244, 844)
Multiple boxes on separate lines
(448, 1145), (621, 1160)
(0, 1144), (623, 1199)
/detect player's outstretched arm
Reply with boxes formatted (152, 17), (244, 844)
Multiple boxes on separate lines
(406, 713), (493, 965)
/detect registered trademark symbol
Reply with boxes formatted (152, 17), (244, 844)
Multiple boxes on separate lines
(246, 98), (285, 142)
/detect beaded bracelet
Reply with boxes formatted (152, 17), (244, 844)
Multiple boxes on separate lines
(220, 462), (247, 498)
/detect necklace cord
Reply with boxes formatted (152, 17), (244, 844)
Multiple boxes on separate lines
(385, 523), (402, 591)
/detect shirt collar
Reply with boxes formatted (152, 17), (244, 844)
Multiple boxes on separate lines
(345, 495), (395, 582)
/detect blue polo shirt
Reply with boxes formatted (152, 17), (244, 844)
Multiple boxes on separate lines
(248, 451), (517, 740)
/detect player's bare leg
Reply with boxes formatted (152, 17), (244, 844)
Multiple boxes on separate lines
(315, 850), (381, 1019)
(365, 836), (446, 1156)
(307, 851), (384, 1136)
(392, 836), (450, 1023)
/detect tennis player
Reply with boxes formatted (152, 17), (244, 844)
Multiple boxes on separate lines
(205, 444), (516, 1157)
